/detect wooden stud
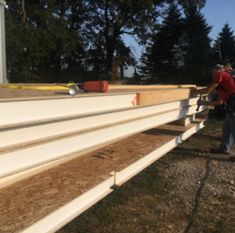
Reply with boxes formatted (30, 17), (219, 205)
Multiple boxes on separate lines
(136, 89), (195, 105)
(172, 115), (195, 126)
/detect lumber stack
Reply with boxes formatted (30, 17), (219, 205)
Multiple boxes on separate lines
(0, 86), (206, 233)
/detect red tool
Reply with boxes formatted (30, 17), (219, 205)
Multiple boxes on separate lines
(82, 81), (109, 93)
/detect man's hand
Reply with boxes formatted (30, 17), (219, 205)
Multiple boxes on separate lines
(197, 99), (223, 107)
(197, 99), (208, 106)
(190, 87), (198, 97)
(196, 83), (219, 95)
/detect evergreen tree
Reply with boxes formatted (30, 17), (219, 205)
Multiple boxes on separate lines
(115, 39), (136, 79)
(212, 23), (235, 64)
(5, 0), (211, 84)
(181, 6), (212, 84)
(139, 45), (156, 83)
(140, 3), (183, 83)
(179, 0), (206, 11)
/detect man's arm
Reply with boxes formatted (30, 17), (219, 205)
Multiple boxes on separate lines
(196, 82), (219, 95)
(198, 99), (224, 106)
(196, 81), (224, 107)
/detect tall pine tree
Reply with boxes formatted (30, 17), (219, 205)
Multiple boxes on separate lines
(140, 3), (183, 83)
(181, 6), (212, 84)
(212, 23), (235, 64)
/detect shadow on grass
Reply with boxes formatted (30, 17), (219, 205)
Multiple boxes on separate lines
(170, 146), (231, 232)
(195, 133), (221, 142)
(58, 162), (172, 233)
(172, 147), (230, 162)
(183, 158), (211, 233)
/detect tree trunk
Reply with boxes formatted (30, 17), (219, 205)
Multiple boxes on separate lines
(21, 0), (26, 23)
(105, 41), (115, 80)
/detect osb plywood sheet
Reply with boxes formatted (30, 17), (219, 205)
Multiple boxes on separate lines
(0, 123), (194, 233)
(110, 84), (196, 90)
(0, 86), (195, 100)
(0, 87), (67, 99)
(0, 155), (113, 233)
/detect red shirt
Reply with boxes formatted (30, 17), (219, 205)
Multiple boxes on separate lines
(216, 87), (227, 102)
(213, 70), (235, 101)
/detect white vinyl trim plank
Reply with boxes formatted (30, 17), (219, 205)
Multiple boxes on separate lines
(22, 177), (114, 233)
(114, 121), (204, 186)
(20, 121), (204, 233)
(0, 98), (198, 149)
(0, 105), (199, 179)
(0, 94), (136, 127)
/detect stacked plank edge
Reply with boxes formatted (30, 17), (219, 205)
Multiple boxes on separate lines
(0, 86), (205, 233)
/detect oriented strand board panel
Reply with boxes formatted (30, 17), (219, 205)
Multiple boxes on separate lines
(136, 88), (195, 105)
(0, 121), (203, 233)
(0, 153), (114, 233)
(110, 84), (196, 90)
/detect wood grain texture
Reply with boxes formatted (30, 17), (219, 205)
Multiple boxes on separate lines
(0, 123), (199, 233)
(136, 89), (195, 105)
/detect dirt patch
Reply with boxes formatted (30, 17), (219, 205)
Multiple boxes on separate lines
(58, 119), (235, 233)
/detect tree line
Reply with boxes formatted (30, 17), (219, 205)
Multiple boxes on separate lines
(4, 0), (235, 84)
(139, 2), (235, 85)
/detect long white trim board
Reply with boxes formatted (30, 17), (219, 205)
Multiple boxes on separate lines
(0, 93), (136, 127)
(20, 121), (203, 233)
(0, 98), (198, 150)
(0, 105), (201, 180)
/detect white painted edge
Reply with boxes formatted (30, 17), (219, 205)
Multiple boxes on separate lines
(0, 1), (6, 7)
(172, 115), (195, 126)
(114, 122), (204, 186)
(0, 105), (204, 189)
(0, 91), (137, 103)
(0, 105), (201, 179)
(0, 144), (113, 189)
(0, 97), (199, 130)
(21, 177), (114, 233)
(20, 121), (204, 233)
(0, 94), (136, 127)
(0, 98), (199, 150)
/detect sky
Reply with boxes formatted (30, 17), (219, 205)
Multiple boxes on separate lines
(202, 0), (235, 40)
(124, 0), (235, 76)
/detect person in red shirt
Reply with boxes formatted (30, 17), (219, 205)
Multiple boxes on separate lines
(224, 61), (235, 79)
(224, 62), (233, 74)
(197, 64), (235, 160)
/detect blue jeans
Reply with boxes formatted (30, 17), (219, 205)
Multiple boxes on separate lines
(220, 113), (235, 152)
